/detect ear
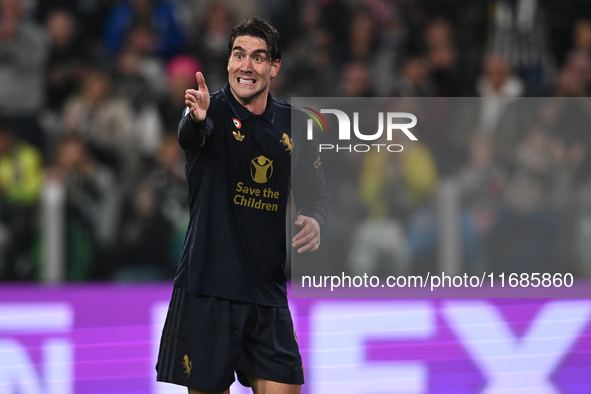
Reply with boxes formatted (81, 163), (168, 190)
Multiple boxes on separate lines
(271, 60), (281, 78)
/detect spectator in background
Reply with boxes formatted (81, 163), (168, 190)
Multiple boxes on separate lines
(393, 53), (437, 96)
(292, 27), (339, 97)
(35, 0), (109, 53)
(493, 127), (559, 274)
(349, 129), (438, 276)
(0, 0), (49, 154)
(0, 117), (44, 280)
(554, 64), (586, 97)
(573, 19), (591, 54)
(364, 0), (430, 96)
(318, 0), (351, 59)
(115, 47), (164, 160)
(116, 47), (158, 111)
(49, 134), (121, 280)
(538, 97), (591, 275)
(477, 53), (525, 98)
(275, 0), (352, 93)
(457, 133), (505, 273)
(103, 0), (185, 61)
(114, 133), (188, 281)
(113, 181), (173, 281)
(62, 69), (139, 192)
(45, 9), (84, 113)
(148, 133), (188, 264)
(347, 9), (378, 62)
(425, 18), (463, 96)
(339, 60), (373, 97)
(487, 0), (553, 96)
(346, 7), (401, 97)
(159, 54), (202, 133)
(277, 1), (339, 97)
(476, 53), (525, 134)
(554, 50), (591, 97)
(187, 1), (234, 91)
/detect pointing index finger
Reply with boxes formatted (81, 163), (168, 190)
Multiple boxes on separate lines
(196, 72), (208, 93)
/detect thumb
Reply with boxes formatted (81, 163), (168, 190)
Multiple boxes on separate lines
(294, 216), (307, 227)
(196, 71), (208, 93)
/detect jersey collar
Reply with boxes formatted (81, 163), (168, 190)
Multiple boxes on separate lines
(222, 83), (275, 124)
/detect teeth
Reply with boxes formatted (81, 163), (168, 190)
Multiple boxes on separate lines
(239, 78), (254, 84)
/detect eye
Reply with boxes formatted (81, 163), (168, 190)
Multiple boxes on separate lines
(235, 53), (243, 60)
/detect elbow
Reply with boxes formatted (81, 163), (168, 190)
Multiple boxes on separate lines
(178, 135), (190, 150)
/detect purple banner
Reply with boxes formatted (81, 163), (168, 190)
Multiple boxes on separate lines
(0, 284), (590, 393)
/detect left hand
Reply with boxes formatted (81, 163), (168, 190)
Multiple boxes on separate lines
(292, 215), (320, 253)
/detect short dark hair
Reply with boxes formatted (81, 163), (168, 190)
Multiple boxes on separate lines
(227, 18), (281, 62)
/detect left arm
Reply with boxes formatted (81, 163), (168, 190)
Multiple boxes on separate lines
(291, 112), (327, 253)
(292, 214), (321, 253)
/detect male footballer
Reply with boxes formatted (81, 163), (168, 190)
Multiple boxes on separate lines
(156, 18), (327, 394)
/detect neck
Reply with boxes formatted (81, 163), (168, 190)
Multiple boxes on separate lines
(231, 88), (269, 115)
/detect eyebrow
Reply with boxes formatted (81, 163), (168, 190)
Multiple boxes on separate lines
(232, 46), (269, 57)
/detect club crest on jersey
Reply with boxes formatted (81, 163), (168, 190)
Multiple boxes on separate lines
(280, 133), (292, 155)
(251, 155), (273, 183)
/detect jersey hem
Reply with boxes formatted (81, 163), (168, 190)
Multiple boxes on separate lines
(173, 282), (289, 308)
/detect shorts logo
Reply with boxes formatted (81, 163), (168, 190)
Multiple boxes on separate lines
(251, 156), (273, 183)
(314, 157), (321, 168)
(182, 355), (192, 377)
(280, 133), (292, 155)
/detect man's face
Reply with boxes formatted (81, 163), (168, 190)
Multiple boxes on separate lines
(227, 35), (280, 107)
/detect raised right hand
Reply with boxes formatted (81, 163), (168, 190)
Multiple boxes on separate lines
(185, 72), (210, 123)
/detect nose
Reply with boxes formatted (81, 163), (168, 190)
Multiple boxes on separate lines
(240, 56), (254, 73)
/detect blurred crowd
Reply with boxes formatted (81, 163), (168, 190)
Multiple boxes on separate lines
(0, 0), (590, 282)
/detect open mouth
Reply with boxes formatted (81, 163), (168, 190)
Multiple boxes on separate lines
(238, 77), (256, 85)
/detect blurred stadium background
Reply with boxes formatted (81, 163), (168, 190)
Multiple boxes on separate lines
(1, 0), (591, 393)
(2, 0), (591, 282)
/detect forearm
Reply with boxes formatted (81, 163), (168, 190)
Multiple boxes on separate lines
(295, 191), (327, 232)
(177, 112), (212, 150)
